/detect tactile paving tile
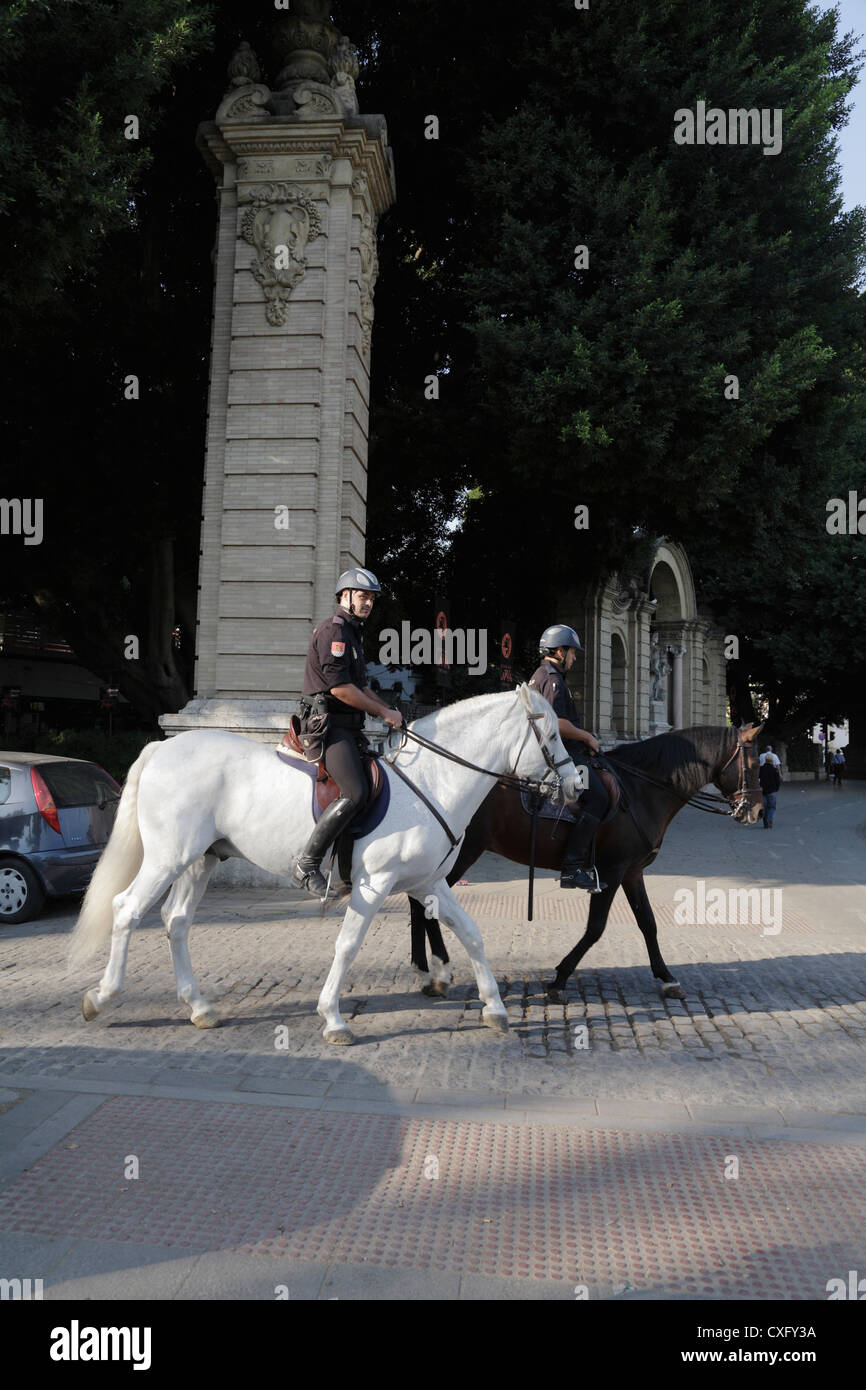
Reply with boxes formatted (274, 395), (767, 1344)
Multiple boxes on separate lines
(0, 1096), (862, 1296)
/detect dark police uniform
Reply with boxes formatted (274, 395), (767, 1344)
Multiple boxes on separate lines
(301, 607), (370, 809)
(529, 658), (607, 818)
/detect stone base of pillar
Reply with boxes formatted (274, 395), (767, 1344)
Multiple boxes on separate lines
(159, 698), (295, 744)
(649, 700), (671, 737)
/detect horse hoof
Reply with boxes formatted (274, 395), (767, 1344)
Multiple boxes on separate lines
(81, 990), (99, 1022)
(324, 1026), (355, 1046)
(662, 982), (685, 1000)
(422, 979), (449, 999)
(547, 986), (568, 1006)
(482, 1009), (509, 1035)
(191, 1007), (221, 1028)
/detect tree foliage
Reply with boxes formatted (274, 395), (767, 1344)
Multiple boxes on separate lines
(1, 0), (864, 735)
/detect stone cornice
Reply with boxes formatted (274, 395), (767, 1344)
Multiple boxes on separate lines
(196, 116), (396, 216)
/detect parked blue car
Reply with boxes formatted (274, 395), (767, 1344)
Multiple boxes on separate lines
(0, 753), (121, 924)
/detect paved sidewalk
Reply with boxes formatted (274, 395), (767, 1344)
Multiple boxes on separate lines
(0, 780), (864, 1298)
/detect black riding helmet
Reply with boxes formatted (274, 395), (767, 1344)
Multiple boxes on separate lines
(336, 567), (381, 623)
(539, 624), (583, 655)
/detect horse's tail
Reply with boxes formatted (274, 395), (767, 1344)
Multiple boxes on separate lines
(67, 741), (162, 970)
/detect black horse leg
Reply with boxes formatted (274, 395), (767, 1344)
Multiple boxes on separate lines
(621, 871), (686, 1000)
(409, 893), (453, 997)
(409, 895), (430, 974)
(547, 880), (619, 1003)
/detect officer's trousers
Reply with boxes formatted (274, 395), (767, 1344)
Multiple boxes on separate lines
(322, 726), (369, 810)
(563, 740), (607, 819)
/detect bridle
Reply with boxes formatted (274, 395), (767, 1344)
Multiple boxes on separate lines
(380, 692), (570, 869)
(388, 694), (569, 802)
(715, 733), (762, 819)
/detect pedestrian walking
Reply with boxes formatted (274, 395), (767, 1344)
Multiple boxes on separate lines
(832, 748), (846, 786)
(759, 756), (781, 828)
(760, 745), (781, 768)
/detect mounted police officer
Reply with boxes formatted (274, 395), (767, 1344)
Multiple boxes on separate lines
(529, 624), (608, 893)
(292, 567), (403, 897)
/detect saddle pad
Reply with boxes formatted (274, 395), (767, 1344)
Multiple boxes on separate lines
(519, 789), (576, 824)
(276, 749), (391, 836)
(518, 759), (621, 826)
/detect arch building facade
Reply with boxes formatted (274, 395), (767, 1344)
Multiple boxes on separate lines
(567, 541), (728, 746)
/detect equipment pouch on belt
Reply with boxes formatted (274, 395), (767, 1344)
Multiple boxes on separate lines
(297, 693), (330, 762)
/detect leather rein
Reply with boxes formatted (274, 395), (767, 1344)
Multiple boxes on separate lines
(382, 699), (570, 858)
(603, 731), (758, 819)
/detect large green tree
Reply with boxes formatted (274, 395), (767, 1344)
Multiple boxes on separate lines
(0, 0), (241, 723)
(2, 0), (864, 735)
(349, 0), (866, 724)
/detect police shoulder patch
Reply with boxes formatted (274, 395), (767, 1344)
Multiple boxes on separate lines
(331, 641), (346, 657)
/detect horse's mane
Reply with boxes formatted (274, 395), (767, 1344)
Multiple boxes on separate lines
(607, 726), (736, 796)
(410, 687), (556, 740)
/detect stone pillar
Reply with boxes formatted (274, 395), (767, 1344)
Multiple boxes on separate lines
(671, 646), (685, 729)
(161, 9), (395, 742)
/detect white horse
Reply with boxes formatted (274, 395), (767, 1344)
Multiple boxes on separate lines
(68, 685), (582, 1044)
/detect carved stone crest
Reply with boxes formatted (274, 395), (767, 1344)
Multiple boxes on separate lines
(239, 183), (323, 326)
(357, 211), (379, 355)
(216, 84), (271, 122)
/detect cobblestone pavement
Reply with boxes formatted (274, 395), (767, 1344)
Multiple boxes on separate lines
(0, 781), (864, 1298)
(1, 782), (864, 1112)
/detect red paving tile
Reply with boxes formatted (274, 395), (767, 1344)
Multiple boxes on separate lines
(0, 1095), (863, 1296)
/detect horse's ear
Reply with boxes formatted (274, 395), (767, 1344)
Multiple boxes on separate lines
(517, 682), (533, 712)
(739, 723), (764, 742)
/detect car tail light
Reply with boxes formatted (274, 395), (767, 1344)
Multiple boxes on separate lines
(30, 768), (61, 834)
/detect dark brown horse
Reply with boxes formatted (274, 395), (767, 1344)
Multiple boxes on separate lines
(408, 724), (762, 1002)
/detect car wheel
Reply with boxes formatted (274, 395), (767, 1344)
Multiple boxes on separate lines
(0, 858), (46, 924)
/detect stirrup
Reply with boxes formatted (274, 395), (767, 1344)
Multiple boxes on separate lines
(560, 860), (607, 893)
(292, 860), (330, 899)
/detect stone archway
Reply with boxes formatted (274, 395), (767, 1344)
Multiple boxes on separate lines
(567, 540), (728, 747)
(649, 543), (696, 731)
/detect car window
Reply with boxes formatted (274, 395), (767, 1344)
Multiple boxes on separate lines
(0, 766), (10, 806)
(38, 763), (121, 808)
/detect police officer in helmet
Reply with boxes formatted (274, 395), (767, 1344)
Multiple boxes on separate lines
(529, 625), (608, 893)
(292, 568), (403, 896)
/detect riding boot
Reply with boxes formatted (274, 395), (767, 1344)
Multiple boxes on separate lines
(560, 811), (607, 892)
(292, 797), (359, 897)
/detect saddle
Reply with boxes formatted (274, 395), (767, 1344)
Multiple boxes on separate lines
(279, 715), (386, 815)
(519, 755), (622, 826)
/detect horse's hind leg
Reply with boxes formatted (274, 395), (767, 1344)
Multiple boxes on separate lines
(162, 854), (220, 1027)
(621, 869), (684, 1000)
(409, 895), (453, 998)
(82, 862), (178, 1020)
(430, 881), (508, 1033)
(425, 915), (453, 996)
